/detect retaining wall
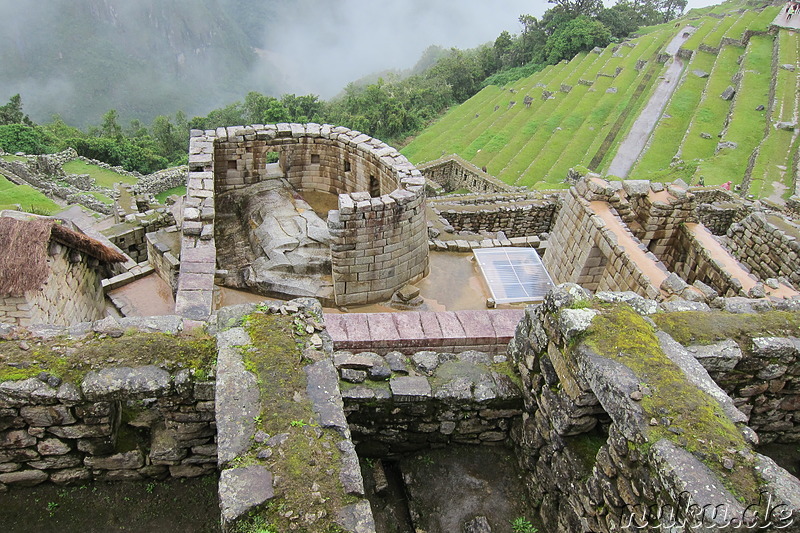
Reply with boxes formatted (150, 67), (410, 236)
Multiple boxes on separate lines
(726, 212), (800, 287)
(506, 285), (800, 532)
(337, 349), (522, 456)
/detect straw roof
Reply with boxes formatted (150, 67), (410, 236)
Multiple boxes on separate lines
(0, 217), (126, 297)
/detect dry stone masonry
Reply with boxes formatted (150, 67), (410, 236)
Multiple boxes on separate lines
(179, 124), (430, 318)
(506, 284), (800, 532)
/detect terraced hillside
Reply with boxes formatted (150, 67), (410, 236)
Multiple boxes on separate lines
(402, 0), (793, 199)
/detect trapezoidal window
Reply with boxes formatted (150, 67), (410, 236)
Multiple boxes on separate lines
(311, 154), (320, 164)
(344, 160), (351, 172)
(369, 175), (380, 197)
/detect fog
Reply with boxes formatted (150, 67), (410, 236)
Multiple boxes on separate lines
(257, 0), (541, 98)
(0, 0), (735, 125)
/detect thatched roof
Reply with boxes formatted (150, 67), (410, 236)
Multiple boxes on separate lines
(0, 217), (126, 297)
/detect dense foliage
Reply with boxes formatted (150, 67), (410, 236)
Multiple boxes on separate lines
(0, 0), (687, 172)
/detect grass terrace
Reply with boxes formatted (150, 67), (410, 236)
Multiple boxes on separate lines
(62, 159), (138, 188)
(693, 34), (773, 187)
(0, 173), (61, 215)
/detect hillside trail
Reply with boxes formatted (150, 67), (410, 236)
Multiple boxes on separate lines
(773, 4), (800, 30)
(606, 26), (697, 179)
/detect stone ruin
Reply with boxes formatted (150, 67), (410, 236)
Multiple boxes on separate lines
(4, 128), (800, 531)
(176, 124), (429, 317)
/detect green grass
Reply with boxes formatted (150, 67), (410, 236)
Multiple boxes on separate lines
(0, 329), (216, 384)
(701, 12), (738, 49)
(155, 185), (186, 203)
(722, 10), (760, 43)
(682, 18), (722, 51)
(679, 46), (742, 163)
(62, 159), (138, 188)
(236, 312), (354, 533)
(0, 173), (61, 215)
(1, 154), (27, 162)
(693, 34), (773, 186)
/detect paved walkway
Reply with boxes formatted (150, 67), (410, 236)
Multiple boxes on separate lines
(324, 309), (524, 355)
(607, 26), (697, 178)
(773, 5), (800, 30)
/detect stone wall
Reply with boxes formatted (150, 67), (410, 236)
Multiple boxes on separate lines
(337, 349), (522, 456)
(430, 194), (560, 238)
(417, 154), (515, 194)
(102, 209), (175, 264)
(0, 243), (106, 327)
(506, 285), (800, 532)
(0, 317), (216, 490)
(695, 201), (748, 235)
(726, 212), (800, 288)
(543, 179), (663, 299)
(180, 124), (429, 316)
(669, 224), (746, 297)
(132, 166), (188, 196)
(686, 336), (800, 444)
(146, 229), (181, 292)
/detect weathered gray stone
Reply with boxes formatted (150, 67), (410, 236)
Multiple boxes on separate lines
(336, 500), (376, 533)
(384, 352), (409, 374)
(411, 351), (440, 375)
(28, 454), (82, 470)
(305, 359), (349, 436)
(341, 368), (367, 384)
(50, 467), (91, 485)
(338, 440), (365, 496)
(464, 515), (492, 533)
(150, 424), (187, 462)
(0, 429), (36, 448)
(687, 339), (742, 372)
(81, 366), (171, 400)
(0, 378), (59, 404)
(118, 315), (183, 333)
(720, 86), (735, 100)
(19, 405), (75, 426)
(390, 376), (431, 401)
(557, 308), (598, 342)
(216, 344), (259, 465)
(37, 438), (71, 456)
(649, 439), (744, 528)
(84, 450), (145, 470)
(0, 469), (48, 486)
(660, 273), (689, 295)
(219, 465), (275, 525)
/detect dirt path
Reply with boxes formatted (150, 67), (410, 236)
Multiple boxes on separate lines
(606, 26), (697, 179)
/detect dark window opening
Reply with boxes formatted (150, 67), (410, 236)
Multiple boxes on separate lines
(227, 160), (237, 170)
(369, 175), (380, 198)
(344, 160), (351, 172)
(311, 154), (320, 164)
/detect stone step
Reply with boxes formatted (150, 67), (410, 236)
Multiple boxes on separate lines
(325, 309), (524, 355)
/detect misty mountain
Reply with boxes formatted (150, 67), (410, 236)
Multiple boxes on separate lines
(0, 0), (282, 127)
(1, 0), (540, 128)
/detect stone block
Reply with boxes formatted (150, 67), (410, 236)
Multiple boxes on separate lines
(390, 376), (431, 401)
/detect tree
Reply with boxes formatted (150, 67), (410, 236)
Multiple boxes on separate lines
(99, 109), (123, 140)
(0, 125), (53, 154)
(0, 95), (33, 126)
(547, 0), (604, 17)
(597, 2), (641, 39)
(544, 15), (613, 63)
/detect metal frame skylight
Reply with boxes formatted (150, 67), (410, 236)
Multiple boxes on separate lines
(473, 247), (554, 304)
